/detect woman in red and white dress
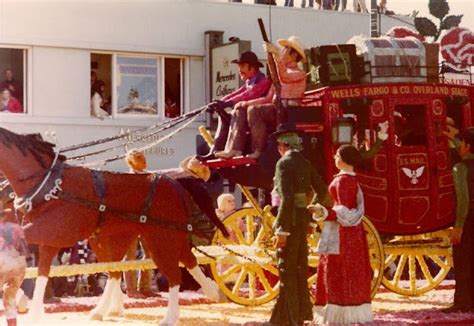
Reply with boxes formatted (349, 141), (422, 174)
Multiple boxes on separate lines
(309, 144), (373, 324)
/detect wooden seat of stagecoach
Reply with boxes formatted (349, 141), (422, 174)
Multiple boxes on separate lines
(202, 156), (257, 169)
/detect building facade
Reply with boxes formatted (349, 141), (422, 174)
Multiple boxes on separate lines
(0, 0), (411, 170)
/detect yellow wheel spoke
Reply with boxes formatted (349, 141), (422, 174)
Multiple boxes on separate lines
(254, 228), (267, 245)
(430, 255), (448, 270)
(219, 265), (241, 281)
(262, 264), (279, 276)
(248, 269), (256, 299)
(230, 223), (247, 245)
(255, 268), (274, 293)
(384, 254), (397, 267)
(246, 215), (255, 244)
(393, 255), (407, 286)
(307, 272), (318, 286)
(232, 268), (248, 295)
(416, 255), (434, 284)
(408, 255), (416, 291)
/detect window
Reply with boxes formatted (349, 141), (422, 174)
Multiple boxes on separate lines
(341, 98), (370, 149)
(0, 48), (26, 114)
(394, 105), (427, 146)
(90, 53), (112, 117)
(90, 53), (185, 119)
(164, 58), (183, 118)
(116, 56), (158, 116)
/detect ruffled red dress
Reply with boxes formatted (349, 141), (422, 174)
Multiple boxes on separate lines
(314, 172), (373, 324)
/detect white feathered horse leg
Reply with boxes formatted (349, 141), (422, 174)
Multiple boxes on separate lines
(89, 277), (124, 320)
(28, 276), (48, 323)
(159, 284), (180, 326)
(187, 265), (226, 302)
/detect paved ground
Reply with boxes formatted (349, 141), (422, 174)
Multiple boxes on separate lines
(3, 282), (474, 325)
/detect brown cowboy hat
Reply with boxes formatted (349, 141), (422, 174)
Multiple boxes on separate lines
(179, 156), (211, 182)
(231, 51), (264, 68)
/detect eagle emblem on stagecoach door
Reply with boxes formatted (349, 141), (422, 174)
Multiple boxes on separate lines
(402, 166), (425, 185)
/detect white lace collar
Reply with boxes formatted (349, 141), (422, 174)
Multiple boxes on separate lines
(336, 170), (356, 176)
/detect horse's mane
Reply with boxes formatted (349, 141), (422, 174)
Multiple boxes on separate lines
(0, 128), (66, 168)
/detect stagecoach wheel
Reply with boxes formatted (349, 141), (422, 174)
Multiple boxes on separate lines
(363, 217), (385, 298)
(381, 229), (453, 296)
(210, 207), (279, 306)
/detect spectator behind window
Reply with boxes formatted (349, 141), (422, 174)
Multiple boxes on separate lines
(0, 68), (23, 105)
(1, 89), (23, 113)
(90, 80), (110, 118)
(165, 96), (179, 118)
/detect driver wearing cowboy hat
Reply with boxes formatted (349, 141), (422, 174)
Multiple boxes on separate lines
(216, 36), (307, 160)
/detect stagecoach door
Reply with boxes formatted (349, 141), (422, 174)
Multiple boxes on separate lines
(389, 98), (454, 234)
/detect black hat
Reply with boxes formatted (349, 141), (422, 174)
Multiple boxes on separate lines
(270, 122), (302, 139)
(231, 51), (264, 68)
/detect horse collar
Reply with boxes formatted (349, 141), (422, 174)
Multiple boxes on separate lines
(14, 151), (64, 213)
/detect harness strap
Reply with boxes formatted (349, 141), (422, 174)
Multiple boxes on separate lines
(91, 170), (107, 227)
(59, 192), (193, 233)
(139, 174), (161, 224)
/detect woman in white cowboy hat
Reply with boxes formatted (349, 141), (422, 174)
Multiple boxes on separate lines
(216, 35), (307, 160)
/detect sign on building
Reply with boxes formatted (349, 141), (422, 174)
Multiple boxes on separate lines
(211, 41), (250, 100)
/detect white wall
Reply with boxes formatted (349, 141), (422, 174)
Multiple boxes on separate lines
(32, 47), (90, 118)
(0, 1), (412, 56)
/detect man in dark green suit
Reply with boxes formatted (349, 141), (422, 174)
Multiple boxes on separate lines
(270, 125), (332, 325)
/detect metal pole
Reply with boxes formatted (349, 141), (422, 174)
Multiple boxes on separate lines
(370, 0), (379, 37)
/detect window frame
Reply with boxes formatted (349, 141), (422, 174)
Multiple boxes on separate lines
(0, 45), (31, 116)
(94, 52), (187, 120)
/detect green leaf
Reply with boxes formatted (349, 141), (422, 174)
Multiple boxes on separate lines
(441, 15), (463, 30)
(428, 0), (450, 20)
(415, 17), (438, 37)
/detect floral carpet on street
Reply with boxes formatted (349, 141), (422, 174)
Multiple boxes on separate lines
(1, 281), (474, 325)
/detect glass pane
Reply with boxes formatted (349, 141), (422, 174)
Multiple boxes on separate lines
(0, 48), (25, 113)
(116, 56), (158, 115)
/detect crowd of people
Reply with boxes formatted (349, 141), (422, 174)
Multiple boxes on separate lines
(229, 0), (395, 14)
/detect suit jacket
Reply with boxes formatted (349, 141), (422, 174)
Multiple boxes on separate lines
(273, 150), (330, 234)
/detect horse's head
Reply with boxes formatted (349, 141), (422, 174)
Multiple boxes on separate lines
(0, 127), (66, 196)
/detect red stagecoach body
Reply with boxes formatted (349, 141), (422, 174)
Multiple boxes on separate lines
(299, 82), (474, 235)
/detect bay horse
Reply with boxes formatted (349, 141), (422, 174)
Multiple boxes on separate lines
(0, 127), (224, 325)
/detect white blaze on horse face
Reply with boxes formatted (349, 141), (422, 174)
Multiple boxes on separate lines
(159, 284), (180, 326)
(28, 276), (48, 323)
